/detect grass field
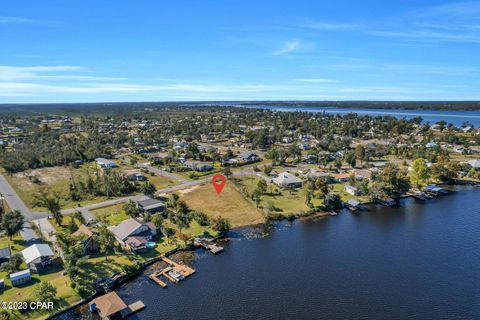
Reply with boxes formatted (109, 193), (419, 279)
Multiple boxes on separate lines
(146, 173), (178, 189)
(178, 181), (265, 228)
(3, 163), (112, 211)
(90, 203), (130, 225)
(236, 175), (320, 215)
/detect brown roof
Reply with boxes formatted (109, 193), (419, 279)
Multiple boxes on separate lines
(125, 236), (148, 248)
(90, 292), (127, 317)
(90, 291), (127, 317)
(72, 224), (94, 238)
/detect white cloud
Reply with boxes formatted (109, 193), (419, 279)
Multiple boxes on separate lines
(0, 16), (57, 24)
(300, 19), (361, 31)
(294, 78), (338, 83)
(0, 66), (126, 81)
(272, 39), (302, 55)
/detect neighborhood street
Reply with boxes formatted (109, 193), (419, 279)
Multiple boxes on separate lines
(0, 167), (259, 242)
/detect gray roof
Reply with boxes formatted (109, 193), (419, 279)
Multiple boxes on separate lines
(0, 247), (11, 259)
(238, 151), (257, 160)
(273, 172), (303, 185)
(21, 244), (54, 264)
(137, 197), (165, 210)
(347, 199), (361, 207)
(468, 159), (480, 168)
(110, 218), (144, 241)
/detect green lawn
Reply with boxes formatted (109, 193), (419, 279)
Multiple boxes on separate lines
(91, 203), (131, 225)
(79, 253), (135, 280)
(138, 220), (217, 259)
(236, 175), (322, 215)
(146, 173), (178, 189)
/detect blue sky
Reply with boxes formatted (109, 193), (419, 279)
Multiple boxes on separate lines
(1, 0), (480, 102)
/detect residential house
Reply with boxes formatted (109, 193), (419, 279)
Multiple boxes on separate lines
(353, 169), (374, 181)
(302, 154), (317, 164)
(184, 161), (213, 172)
(21, 244), (54, 273)
(10, 269), (31, 286)
(468, 159), (480, 169)
(307, 170), (331, 182)
(0, 247), (11, 263)
(173, 141), (189, 149)
(89, 291), (129, 319)
(95, 158), (117, 170)
(136, 196), (165, 214)
(273, 172), (303, 188)
(332, 173), (351, 183)
(109, 218), (157, 252)
(72, 224), (99, 255)
(125, 171), (146, 181)
(345, 185), (360, 196)
(238, 151), (259, 163)
(281, 136), (293, 143)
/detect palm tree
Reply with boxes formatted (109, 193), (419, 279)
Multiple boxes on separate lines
(34, 189), (62, 226)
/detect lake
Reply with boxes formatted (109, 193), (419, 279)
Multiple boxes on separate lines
(62, 186), (480, 320)
(241, 105), (480, 127)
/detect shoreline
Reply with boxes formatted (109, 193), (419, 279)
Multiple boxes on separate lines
(48, 182), (479, 319)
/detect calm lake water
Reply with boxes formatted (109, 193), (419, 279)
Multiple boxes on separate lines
(61, 186), (480, 320)
(242, 105), (480, 127)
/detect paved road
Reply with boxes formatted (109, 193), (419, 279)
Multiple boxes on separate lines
(138, 163), (190, 184)
(32, 217), (57, 243)
(0, 173), (43, 241)
(0, 173), (37, 220)
(1, 168), (258, 229)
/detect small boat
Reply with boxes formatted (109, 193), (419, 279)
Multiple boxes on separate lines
(168, 270), (185, 281)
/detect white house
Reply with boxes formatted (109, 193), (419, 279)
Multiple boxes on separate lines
(95, 158), (117, 169)
(273, 172), (303, 188)
(345, 185), (360, 196)
(21, 244), (54, 272)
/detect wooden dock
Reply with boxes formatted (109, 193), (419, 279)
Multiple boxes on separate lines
(194, 237), (224, 254)
(149, 255), (195, 287)
(126, 300), (145, 316)
(149, 273), (167, 288)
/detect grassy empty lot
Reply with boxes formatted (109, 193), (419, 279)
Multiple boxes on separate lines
(146, 173), (178, 189)
(91, 203), (130, 225)
(178, 181), (265, 228)
(3, 163), (111, 211)
(236, 175), (321, 215)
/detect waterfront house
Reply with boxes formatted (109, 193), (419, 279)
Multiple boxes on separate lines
(345, 184), (360, 196)
(273, 172), (303, 188)
(95, 158), (117, 170)
(0, 246), (11, 263)
(89, 291), (128, 319)
(21, 243), (54, 273)
(135, 196), (165, 214)
(9, 269), (31, 286)
(72, 224), (100, 255)
(109, 218), (157, 252)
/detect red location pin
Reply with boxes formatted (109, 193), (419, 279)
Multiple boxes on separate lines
(212, 174), (227, 195)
